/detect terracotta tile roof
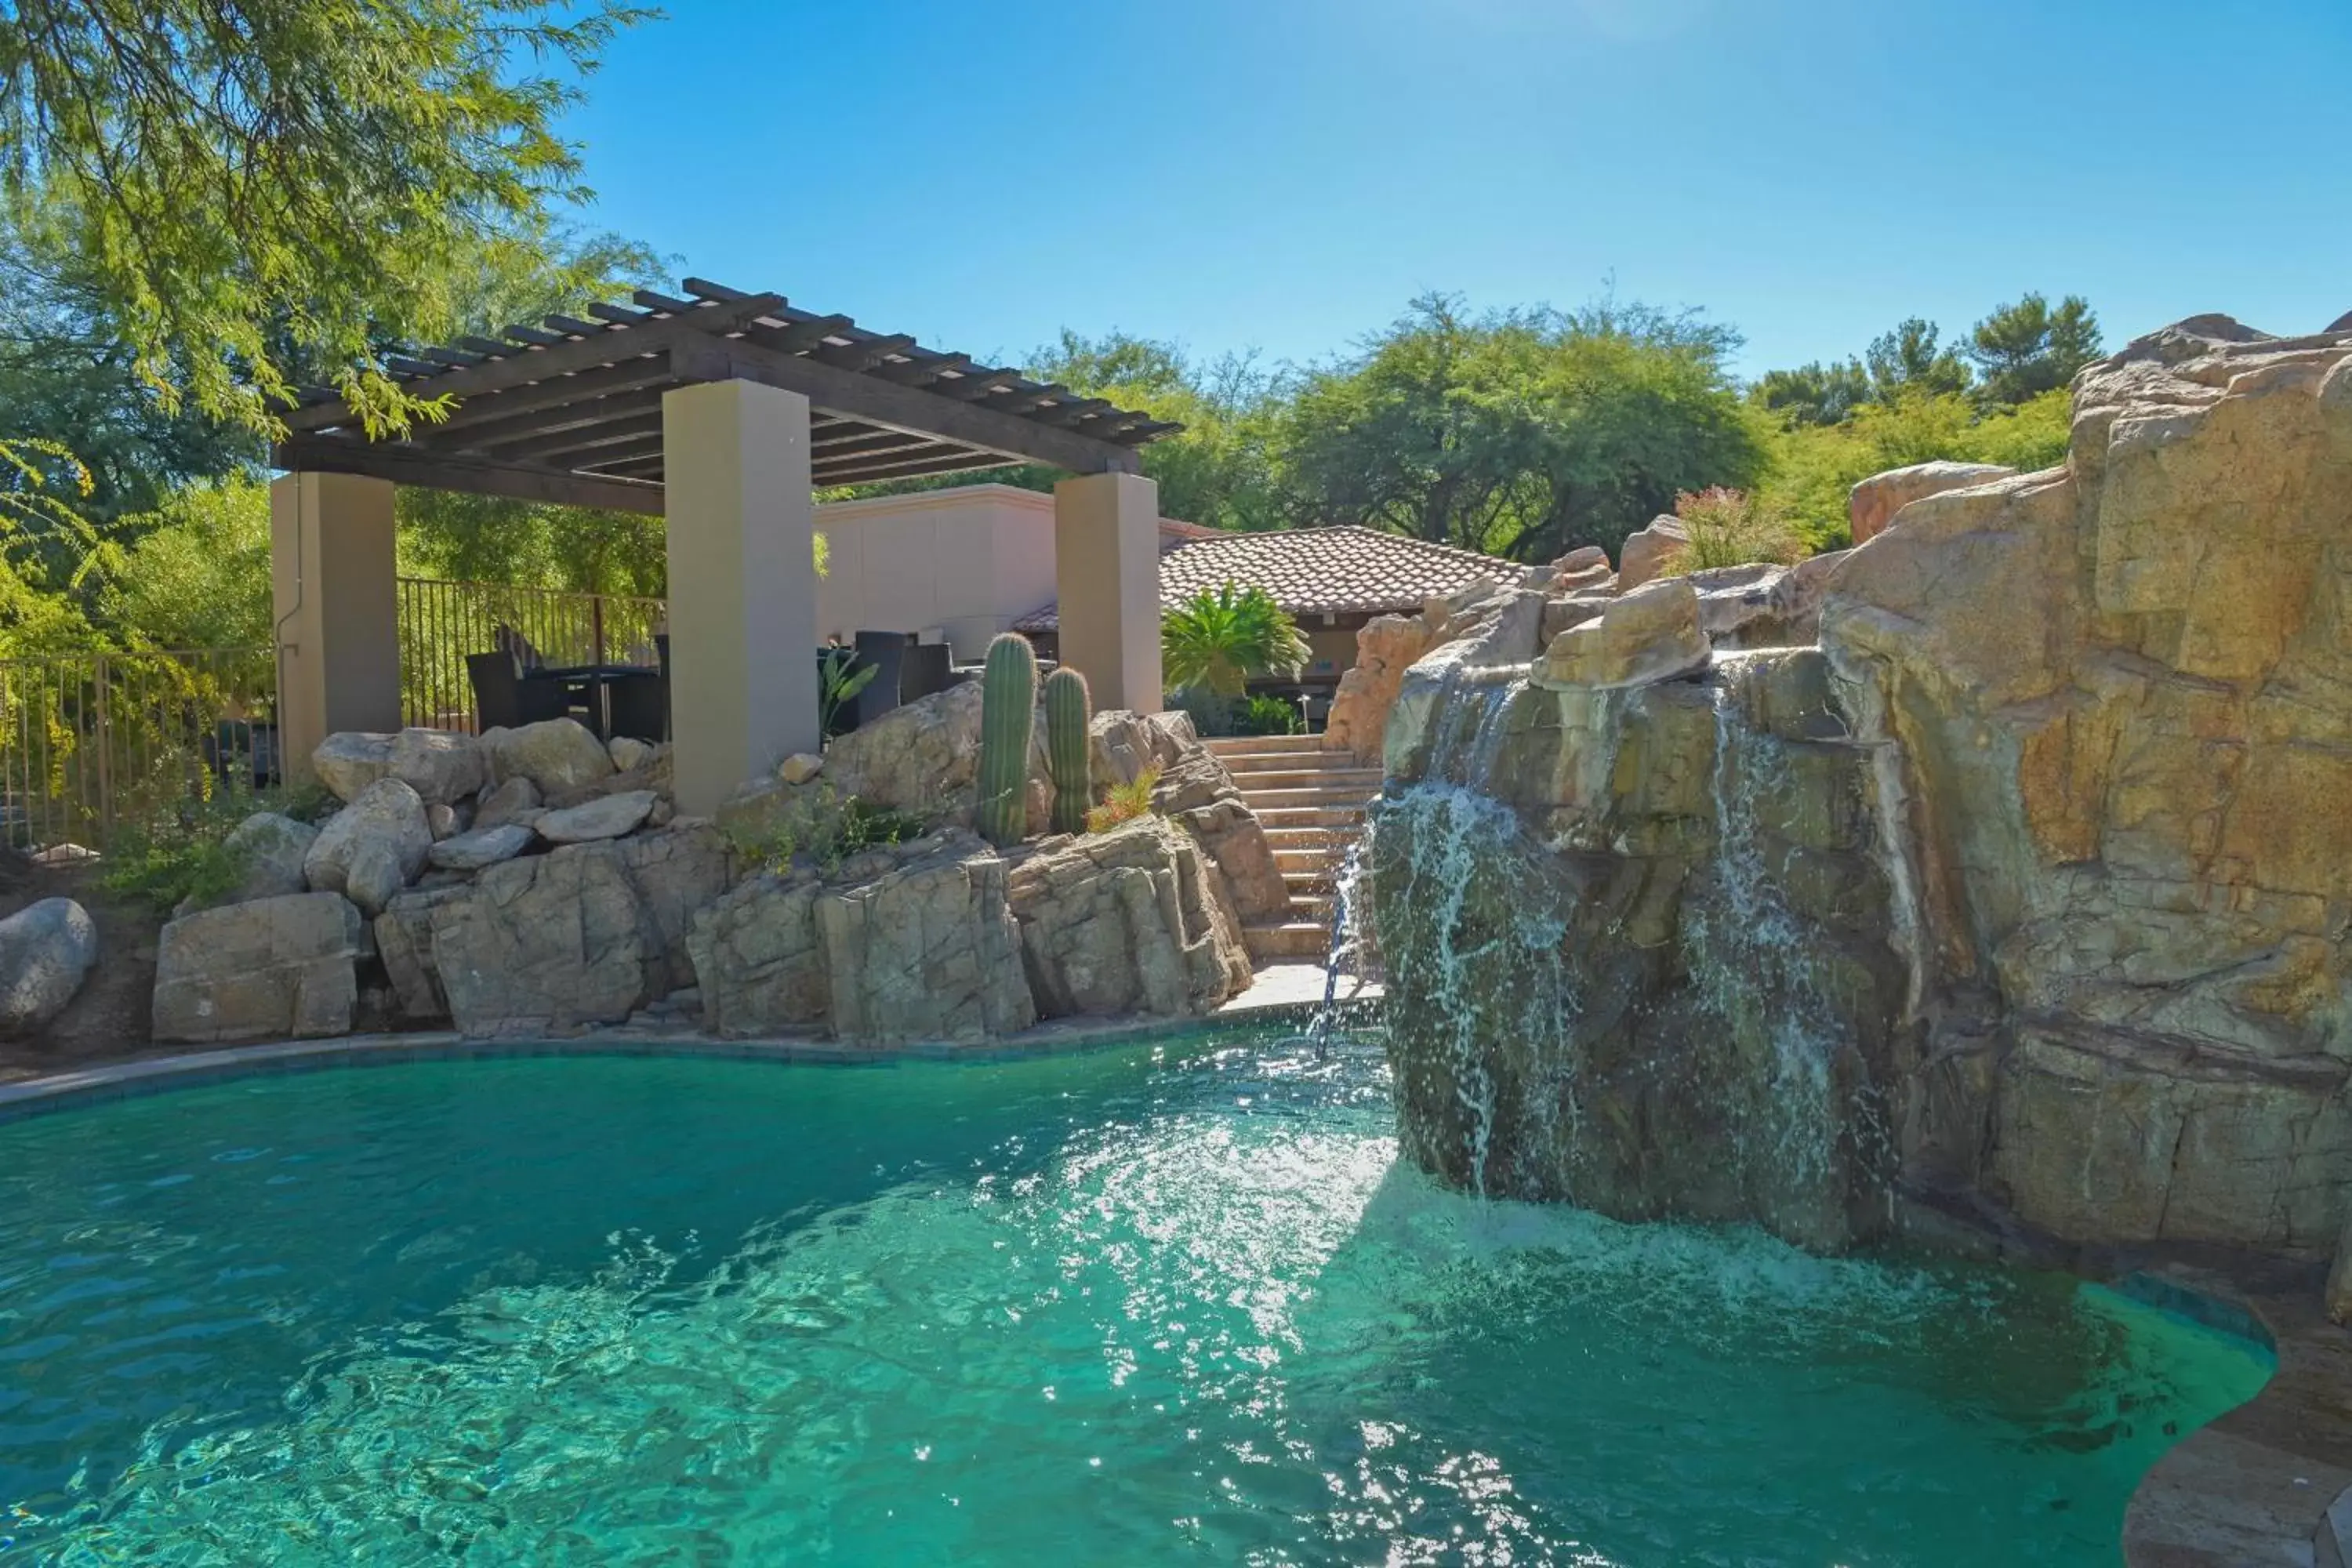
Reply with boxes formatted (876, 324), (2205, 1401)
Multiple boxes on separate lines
(1014, 525), (1511, 632)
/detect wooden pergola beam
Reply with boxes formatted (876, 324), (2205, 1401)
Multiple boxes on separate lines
(680, 336), (1141, 475)
(273, 435), (666, 515)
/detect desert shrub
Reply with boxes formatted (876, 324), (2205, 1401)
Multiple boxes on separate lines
(724, 786), (928, 877)
(1667, 487), (1803, 573)
(100, 793), (259, 913)
(1085, 766), (1160, 834)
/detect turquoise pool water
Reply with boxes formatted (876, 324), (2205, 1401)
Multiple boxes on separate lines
(0, 1035), (2270, 1566)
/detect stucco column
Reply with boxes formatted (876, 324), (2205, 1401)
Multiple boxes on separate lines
(270, 471), (399, 785)
(663, 378), (818, 815)
(1053, 471), (1163, 712)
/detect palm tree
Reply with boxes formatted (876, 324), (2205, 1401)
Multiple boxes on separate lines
(1161, 581), (1311, 697)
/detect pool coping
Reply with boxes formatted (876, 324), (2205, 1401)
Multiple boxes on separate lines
(0, 995), (2336, 1565)
(0, 983), (1378, 1120)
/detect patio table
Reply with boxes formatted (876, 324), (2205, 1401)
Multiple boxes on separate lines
(523, 663), (652, 739)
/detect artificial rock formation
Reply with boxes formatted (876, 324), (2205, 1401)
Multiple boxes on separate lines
(1846, 459), (2014, 545)
(153, 891), (368, 1044)
(1090, 709), (1290, 923)
(1371, 314), (2352, 1258)
(1007, 817), (1253, 1019)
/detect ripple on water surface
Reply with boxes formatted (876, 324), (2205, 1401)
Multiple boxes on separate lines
(0, 1037), (2271, 1566)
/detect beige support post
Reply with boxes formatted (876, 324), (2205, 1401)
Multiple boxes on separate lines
(663, 378), (819, 815)
(1052, 471), (1163, 712)
(270, 471), (400, 785)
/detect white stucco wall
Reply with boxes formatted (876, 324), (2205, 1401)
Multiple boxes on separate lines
(811, 484), (1059, 660)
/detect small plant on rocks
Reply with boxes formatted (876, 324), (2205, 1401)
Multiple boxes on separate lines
(1084, 766), (1160, 835)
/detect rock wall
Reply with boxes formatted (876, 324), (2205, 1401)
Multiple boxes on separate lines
(1371, 315), (2352, 1258)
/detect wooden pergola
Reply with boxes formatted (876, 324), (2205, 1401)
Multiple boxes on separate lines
(272, 278), (1179, 510)
(269, 278), (1181, 812)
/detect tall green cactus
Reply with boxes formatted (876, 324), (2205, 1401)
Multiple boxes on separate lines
(976, 633), (1037, 848)
(1043, 666), (1093, 835)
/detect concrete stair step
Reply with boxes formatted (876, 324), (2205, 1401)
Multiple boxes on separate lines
(1262, 825), (1362, 851)
(1223, 767), (1385, 793)
(1234, 786), (1377, 811)
(1243, 919), (1335, 961)
(1273, 850), (1330, 875)
(1206, 735), (1325, 757)
(1218, 750), (1367, 772)
(1254, 805), (1368, 829)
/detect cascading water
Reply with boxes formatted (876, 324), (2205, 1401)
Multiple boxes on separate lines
(1369, 781), (1574, 1198)
(1683, 652), (1857, 1243)
(1370, 641), (1907, 1250)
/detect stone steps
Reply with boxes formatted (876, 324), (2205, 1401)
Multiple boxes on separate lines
(1205, 734), (1377, 964)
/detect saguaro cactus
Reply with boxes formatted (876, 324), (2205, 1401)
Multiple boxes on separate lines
(977, 633), (1037, 848)
(1043, 666), (1094, 835)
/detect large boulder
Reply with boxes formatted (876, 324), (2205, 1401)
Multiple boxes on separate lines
(153, 892), (365, 1044)
(1088, 709), (1290, 922)
(311, 728), (485, 806)
(817, 680), (1048, 831)
(426, 822), (535, 873)
(303, 779), (432, 916)
(815, 832), (1035, 1045)
(1008, 818), (1252, 1019)
(535, 789), (657, 844)
(479, 718), (615, 797)
(0, 898), (99, 1033)
(1818, 317), (2352, 1253)
(426, 844), (658, 1036)
(615, 823), (734, 993)
(471, 776), (542, 832)
(1846, 459), (2016, 545)
(375, 884), (470, 1023)
(1534, 576), (1711, 691)
(1617, 515), (1690, 590)
(178, 812), (317, 913)
(688, 874), (829, 1038)
(1322, 612), (1438, 764)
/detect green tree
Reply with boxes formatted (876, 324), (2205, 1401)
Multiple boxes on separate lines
(1282, 293), (1762, 561)
(1160, 582), (1309, 697)
(1865, 318), (1971, 401)
(0, 0), (648, 437)
(1968, 293), (2102, 406)
(1752, 359), (1872, 426)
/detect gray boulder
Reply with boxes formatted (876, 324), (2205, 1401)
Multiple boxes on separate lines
(153, 891), (365, 1044)
(303, 779), (432, 916)
(472, 775), (542, 831)
(535, 789), (657, 844)
(481, 718), (614, 797)
(311, 728), (486, 805)
(818, 831), (1035, 1045)
(375, 884), (470, 1023)
(615, 824), (734, 992)
(688, 874), (829, 1037)
(185, 812), (318, 911)
(427, 844), (658, 1036)
(427, 822), (536, 873)
(1007, 818), (1251, 1019)
(0, 898), (99, 1033)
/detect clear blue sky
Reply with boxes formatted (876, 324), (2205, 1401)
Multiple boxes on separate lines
(560, 0), (2351, 382)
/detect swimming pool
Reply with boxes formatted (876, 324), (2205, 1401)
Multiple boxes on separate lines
(0, 1033), (2270, 1564)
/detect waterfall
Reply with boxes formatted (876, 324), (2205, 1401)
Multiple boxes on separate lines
(1370, 782), (1573, 1199)
(1683, 652), (1880, 1245)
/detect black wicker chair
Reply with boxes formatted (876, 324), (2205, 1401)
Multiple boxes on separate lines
(466, 651), (568, 731)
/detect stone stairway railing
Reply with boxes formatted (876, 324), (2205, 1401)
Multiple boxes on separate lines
(1203, 735), (1380, 962)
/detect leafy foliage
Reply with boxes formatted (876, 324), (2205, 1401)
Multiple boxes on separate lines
(722, 786), (928, 878)
(0, 0), (652, 436)
(1753, 359), (1872, 427)
(1864, 318), (1972, 401)
(1084, 766), (1160, 835)
(1664, 487), (1802, 573)
(1161, 582), (1310, 698)
(1967, 294), (2103, 407)
(1283, 292), (1762, 561)
(96, 781), (333, 914)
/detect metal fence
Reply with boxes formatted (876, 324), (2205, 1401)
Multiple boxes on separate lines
(397, 577), (666, 733)
(0, 646), (280, 853)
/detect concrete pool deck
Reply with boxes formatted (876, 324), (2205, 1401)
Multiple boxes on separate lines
(0, 957), (2340, 1565)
